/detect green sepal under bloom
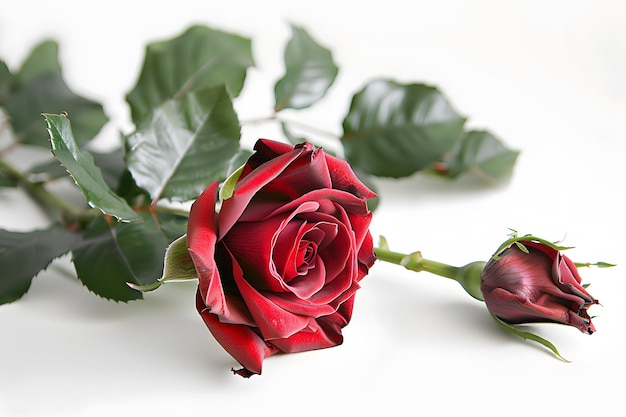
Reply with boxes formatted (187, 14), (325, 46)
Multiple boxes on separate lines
(455, 261), (485, 301)
(491, 230), (573, 261)
(219, 163), (245, 202)
(488, 312), (570, 362)
(126, 234), (197, 292)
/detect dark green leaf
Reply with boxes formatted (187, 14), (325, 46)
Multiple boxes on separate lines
(72, 212), (174, 301)
(274, 25), (338, 111)
(440, 130), (519, 182)
(0, 60), (10, 100)
(3, 40), (107, 147)
(114, 212), (170, 286)
(0, 225), (81, 304)
(114, 169), (150, 207)
(157, 212), (188, 242)
(0, 169), (17, 187)
(12, 40), (61, 84)
(91, 147), (128, 190)
(72, 217), (143, 302)
(44, 113), (141, 222)
(341, 79), (466, 178)
(125, 85), (241, 202)
(27, 158), (69, 182)
(126, 25), (254, 126)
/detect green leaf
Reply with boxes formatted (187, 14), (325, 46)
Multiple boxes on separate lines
(28, 144), (125, 187)
(114, 212), (170, 285)
(0, 170), (17, 187)
(125, 84), (241, 202)
(44, 113), (141, 222)
(274, 25), (338, 111)
(3, 40), (107, 147)
(0, 225), (81, 304)
(157, 212), (189, 242)
(12, 40), (61, 84)
(439, 130), (519, 182)
(341, 79), (466, 178)
(0, 60), (11, 99)
(72, 213), (170, 301)
(27, 158), (68, 182)
(72, 217), (142, 302)
(126, 25), (254, 126)
(91, 148), (128, 190)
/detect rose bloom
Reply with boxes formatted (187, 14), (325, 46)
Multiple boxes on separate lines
(481, 240), (599, 334)
(188, 139), (376, 376)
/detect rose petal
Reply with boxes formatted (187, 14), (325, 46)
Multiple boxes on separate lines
(241, 139), (300, 174)
(556, 254), (597, 302)
(232, 268), (311, 340)
(265, 188), (370, 220)
(219, 145), (306, 239)
(222, 215), (285, 292)
(284, 257), (327, 300)
(324, 152), (377, 200)
(196, 289), (276, 376)
(187, 182), (228, 316)
(224, 200), (321, 293)
(269, 310), (349, 353)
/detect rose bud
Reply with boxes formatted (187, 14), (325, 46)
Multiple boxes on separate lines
(480, 240), (599, 334)
(188, 139), (376, 377)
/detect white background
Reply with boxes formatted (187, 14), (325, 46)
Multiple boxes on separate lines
(1, 1), (625, 416)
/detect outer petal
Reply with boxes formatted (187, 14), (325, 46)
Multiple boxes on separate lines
(187, 182), (227, 315)
(324, 152), (377, 200)
(249, 144), (333, 201)
(196, 290), (276, 376)
(188, 183), (255, 326)
(240, 138), (299, 174)
(218, 145), (306, 239)
(269, 307), (351, 353)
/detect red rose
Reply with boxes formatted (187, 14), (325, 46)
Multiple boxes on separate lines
(480, 240), (599, 334)
(188, 139), (376, 376)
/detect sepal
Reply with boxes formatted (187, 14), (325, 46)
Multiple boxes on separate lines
(126, 234), (197, 292)
(489, 312), (570, 362)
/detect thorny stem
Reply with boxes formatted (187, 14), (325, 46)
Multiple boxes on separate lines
(0, 156), (99, 224)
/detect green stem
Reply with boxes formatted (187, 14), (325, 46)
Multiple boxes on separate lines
(374, 246), (485, 301)
(374, 247), (461, 279)
(0, 156), (99, 224)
